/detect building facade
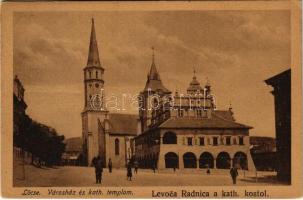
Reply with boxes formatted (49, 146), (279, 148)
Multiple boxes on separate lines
(135, 54), (256, 171)
(81, 19), (138, 168)
(265, 69), (291, 183)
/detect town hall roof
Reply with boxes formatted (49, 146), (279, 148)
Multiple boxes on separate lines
(187, 70), (203, 94)
(108, 113), (138, 136)
(159, 110), (252, 129)
(213, 110), (235, 121)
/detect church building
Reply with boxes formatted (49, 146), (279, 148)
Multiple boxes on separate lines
(135, 51), (256, 171)
(81, 19), (138, 167)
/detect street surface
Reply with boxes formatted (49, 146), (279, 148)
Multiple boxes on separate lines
(14, 165), (282, 187)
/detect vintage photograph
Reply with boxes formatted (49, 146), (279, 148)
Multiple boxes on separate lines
(2, 1), (301, 198)
(12, 10), (292, 187)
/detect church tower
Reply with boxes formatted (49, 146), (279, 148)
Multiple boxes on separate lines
(82, 18), (108, 166)
(139, 48), (171, 133)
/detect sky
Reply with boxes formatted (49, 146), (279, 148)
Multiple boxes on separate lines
(13, 11), (290, 139)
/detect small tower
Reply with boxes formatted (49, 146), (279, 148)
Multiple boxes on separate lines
(205, 77), (211, 96)
(187, 68), (203, 95)
(139, 47), (171, 132)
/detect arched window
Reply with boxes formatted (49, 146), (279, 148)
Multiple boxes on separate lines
(115, 138), (119, 155)
(233, 152), (248, 169)
(165, 152), (179, 168)
(183, 152), (197, 168)
(163, 132), (177, 144)
(199, 152), (214, 168)
(216, 152), (231, 169)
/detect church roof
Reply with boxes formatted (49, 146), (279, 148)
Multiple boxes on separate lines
(108, 113), (138, 135)
(159, 110), (251, 129)
(86, 18), (103, 69)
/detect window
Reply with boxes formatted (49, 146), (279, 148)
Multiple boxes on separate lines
(89, 70), (92, 79)
(153, 98), (158, 109)
(115, 138), (120, 155)
(196, 110), (202, 117)
(199, 137), (205, 146)
(187, 137), (193, 146)
(96, 71), (99, 79)
(239, 137), (244, 145)
(178, 109), (184, 117)
(95, 83), (99, 88)
(226, 137), (231, 145)
(207, 137), (211, 145)
(163, 132), (177, 144)
(213, 137), (218, 146)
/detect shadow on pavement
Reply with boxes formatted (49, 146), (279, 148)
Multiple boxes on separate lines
(239, 175), (285, 185)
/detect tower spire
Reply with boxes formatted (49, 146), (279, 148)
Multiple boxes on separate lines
(148, 46), (160, 81)
(87, 18), (101, 68)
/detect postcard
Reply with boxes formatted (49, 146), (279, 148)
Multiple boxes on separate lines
(1, 1), (302, 198)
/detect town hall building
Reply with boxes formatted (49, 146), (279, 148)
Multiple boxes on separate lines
(135, 52), (256, 171)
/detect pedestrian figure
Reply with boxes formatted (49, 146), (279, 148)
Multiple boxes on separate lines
(134, 161), (138, 174)
(94, 156), (103, 184)
(230, 166), (238, 185)
(108, 158), (112, 173)
(173, 166), (176, 172)
(152, 162), (156, 173)
(206, 165), (210, 175)
(127, 162), (132, 181)
(91, 156), (97, 167)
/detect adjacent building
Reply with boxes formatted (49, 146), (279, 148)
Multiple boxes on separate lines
(250, 136), (276, 171)
(62, 137), (83, 166)
(13, 75), (32, 164)
(265, 69), (291, 183)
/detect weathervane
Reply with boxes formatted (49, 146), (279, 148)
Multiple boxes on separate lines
(151, 46), (155, 63)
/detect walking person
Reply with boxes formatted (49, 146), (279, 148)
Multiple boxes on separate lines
(127, 162), (132, 181)
(108, 158), (112, 173)
(230, 166), (238, 185)
(206, 164), (211, 175)
(133, 161), (138, 174)
(91, 156), (97, 167)
(94, 156), (103, 184)
(152, 162), (156, 173)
